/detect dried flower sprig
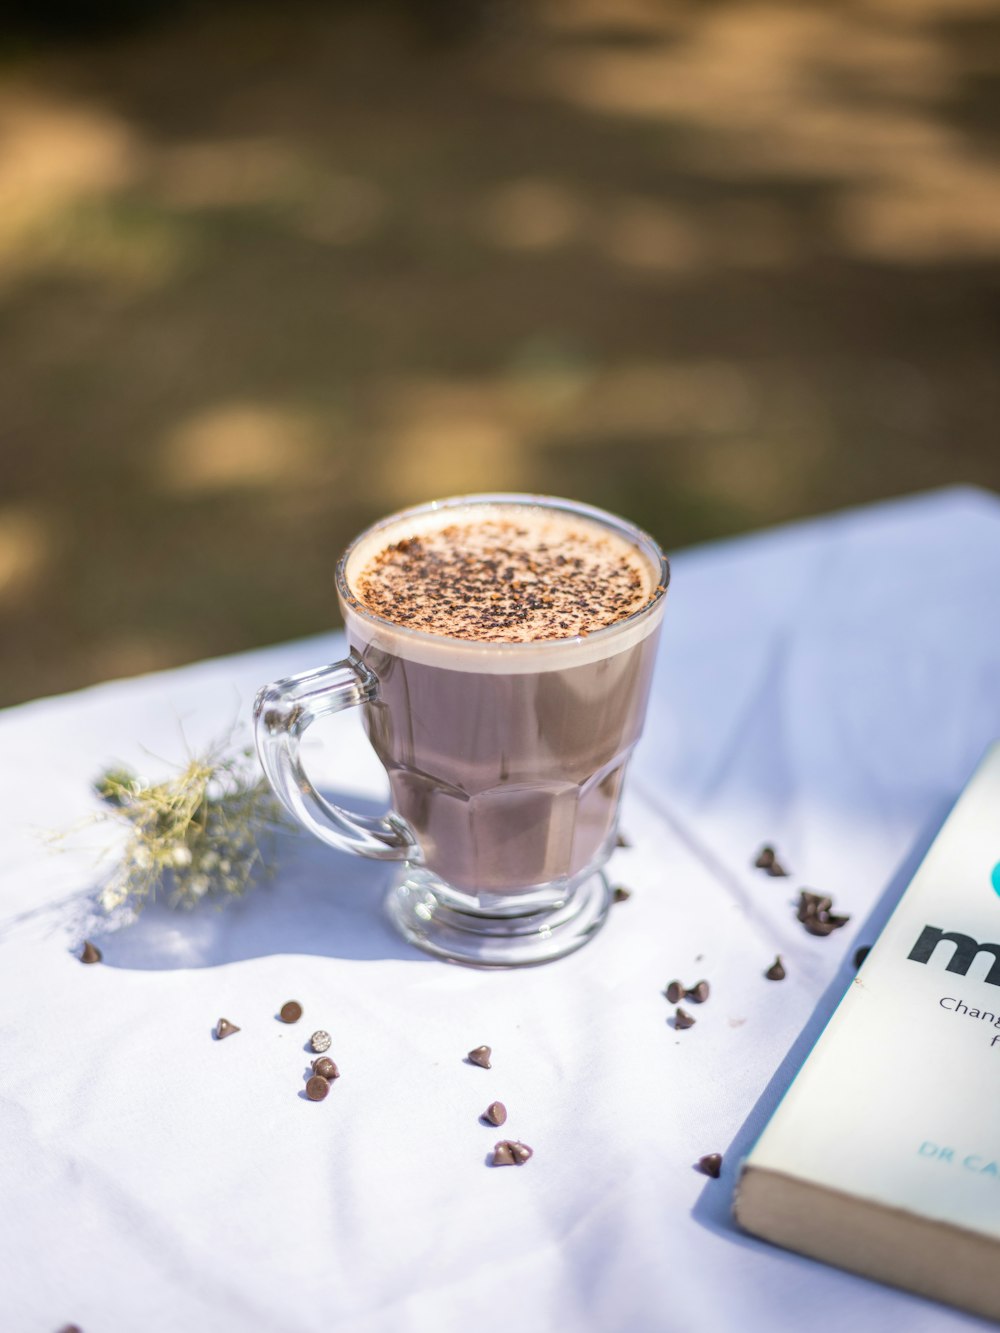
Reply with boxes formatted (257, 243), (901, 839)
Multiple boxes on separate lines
(91, 736), (288, 913)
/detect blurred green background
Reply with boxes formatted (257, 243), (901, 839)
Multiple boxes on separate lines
(1, 0), (999, 706)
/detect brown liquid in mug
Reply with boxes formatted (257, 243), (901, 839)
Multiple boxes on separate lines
(345, 506), (662, 896)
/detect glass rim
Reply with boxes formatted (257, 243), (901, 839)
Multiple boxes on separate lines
(335, 492), (670, 655)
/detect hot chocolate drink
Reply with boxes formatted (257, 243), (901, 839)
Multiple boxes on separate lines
(255, 493), (669, 964)
(339, 501), (665, 898)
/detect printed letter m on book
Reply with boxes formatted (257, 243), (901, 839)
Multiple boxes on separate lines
(908, 926), (1000, 986)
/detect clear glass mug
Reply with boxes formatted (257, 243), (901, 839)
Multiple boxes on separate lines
(253, 494), (668, 966)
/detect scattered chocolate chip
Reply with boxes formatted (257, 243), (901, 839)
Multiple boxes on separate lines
(765, 956), (786, 981)
(612, 885), (632, 903)
(467, 1045), (492, 1069)
(215, 1017), (240, 1040)
(796, 890), (850, 937)
(803, 917), (837, 936)
(853, 946), (871, 969)
(312, 1056), (339, 1080)
(615, 833), (631, 849)
(674, 1007), (696, 1030)
(310, 1030), (331, 1053)
(56, 1326), (83, 1333)
(79, 941), (102, 965)
(492, 1140), (532, 1166)
(797, 891), (831, 921)
(809, 914), (848, 934)
(667, 979), (709, 1003)
(698, 1153), (723, 1179)
(754, 845), (789, 876)
(279, 1001), (303, 1024)
(305, 1075), (330, 1101)
(482, 1101), (507, 1127)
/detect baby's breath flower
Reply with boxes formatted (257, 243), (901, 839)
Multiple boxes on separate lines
(86, 730), (289, 915)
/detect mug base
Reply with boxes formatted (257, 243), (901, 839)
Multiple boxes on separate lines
(385, 866), (612, 968)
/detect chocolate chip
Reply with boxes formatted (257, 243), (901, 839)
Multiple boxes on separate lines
(698, 1153), (723, 1178)
(853, 946), (870, 969)
(765, 955), (786, 981)
(279, 1001), (303, 1024)
(803, 917), (838, 937)
(674, 1007), (696, 1030)
(665, 980), (684, 1004)
(312, 1056), (339, 1080)
(686, 980), (710, 1004)
(80, 940), (102, 965)
(482, 1101), (507, 1127)
(215, 1017), (240, 1040)
(310, 1030), (331, 1052)
(612, 885), (632, 903)
(492, 1139), (532, 1166)
(305, 1075), (330, 1101)
(797, 890), (850, 936)
(615, 833), (631, 849)
(797, 891), (832, 921)
(467, 1045), (492, 1069)
(754, 845), (789, 876)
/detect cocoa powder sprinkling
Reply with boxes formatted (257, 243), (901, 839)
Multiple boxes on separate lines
(353, 518), (653, 643)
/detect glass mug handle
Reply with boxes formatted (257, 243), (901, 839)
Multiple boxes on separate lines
(253, 655), (418, 861)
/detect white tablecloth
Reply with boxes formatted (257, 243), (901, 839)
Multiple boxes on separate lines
(1, 486), (998, 1333)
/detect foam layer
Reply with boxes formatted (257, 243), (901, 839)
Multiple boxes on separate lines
(339, 498), (667, 673)
(354, 511), (652, 641)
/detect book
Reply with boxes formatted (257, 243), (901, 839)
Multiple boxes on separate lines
(734, 742), (1000, 1322)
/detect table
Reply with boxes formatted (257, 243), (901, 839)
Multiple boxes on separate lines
(2, 486), (998, 1333)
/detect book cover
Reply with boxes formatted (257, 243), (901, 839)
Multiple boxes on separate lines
(734, 742), (1000, 1322)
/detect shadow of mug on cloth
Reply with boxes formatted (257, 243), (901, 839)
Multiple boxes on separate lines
(253, 493), (669, 967)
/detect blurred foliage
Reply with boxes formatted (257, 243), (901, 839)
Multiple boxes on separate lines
(1, 0), (999, 705)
